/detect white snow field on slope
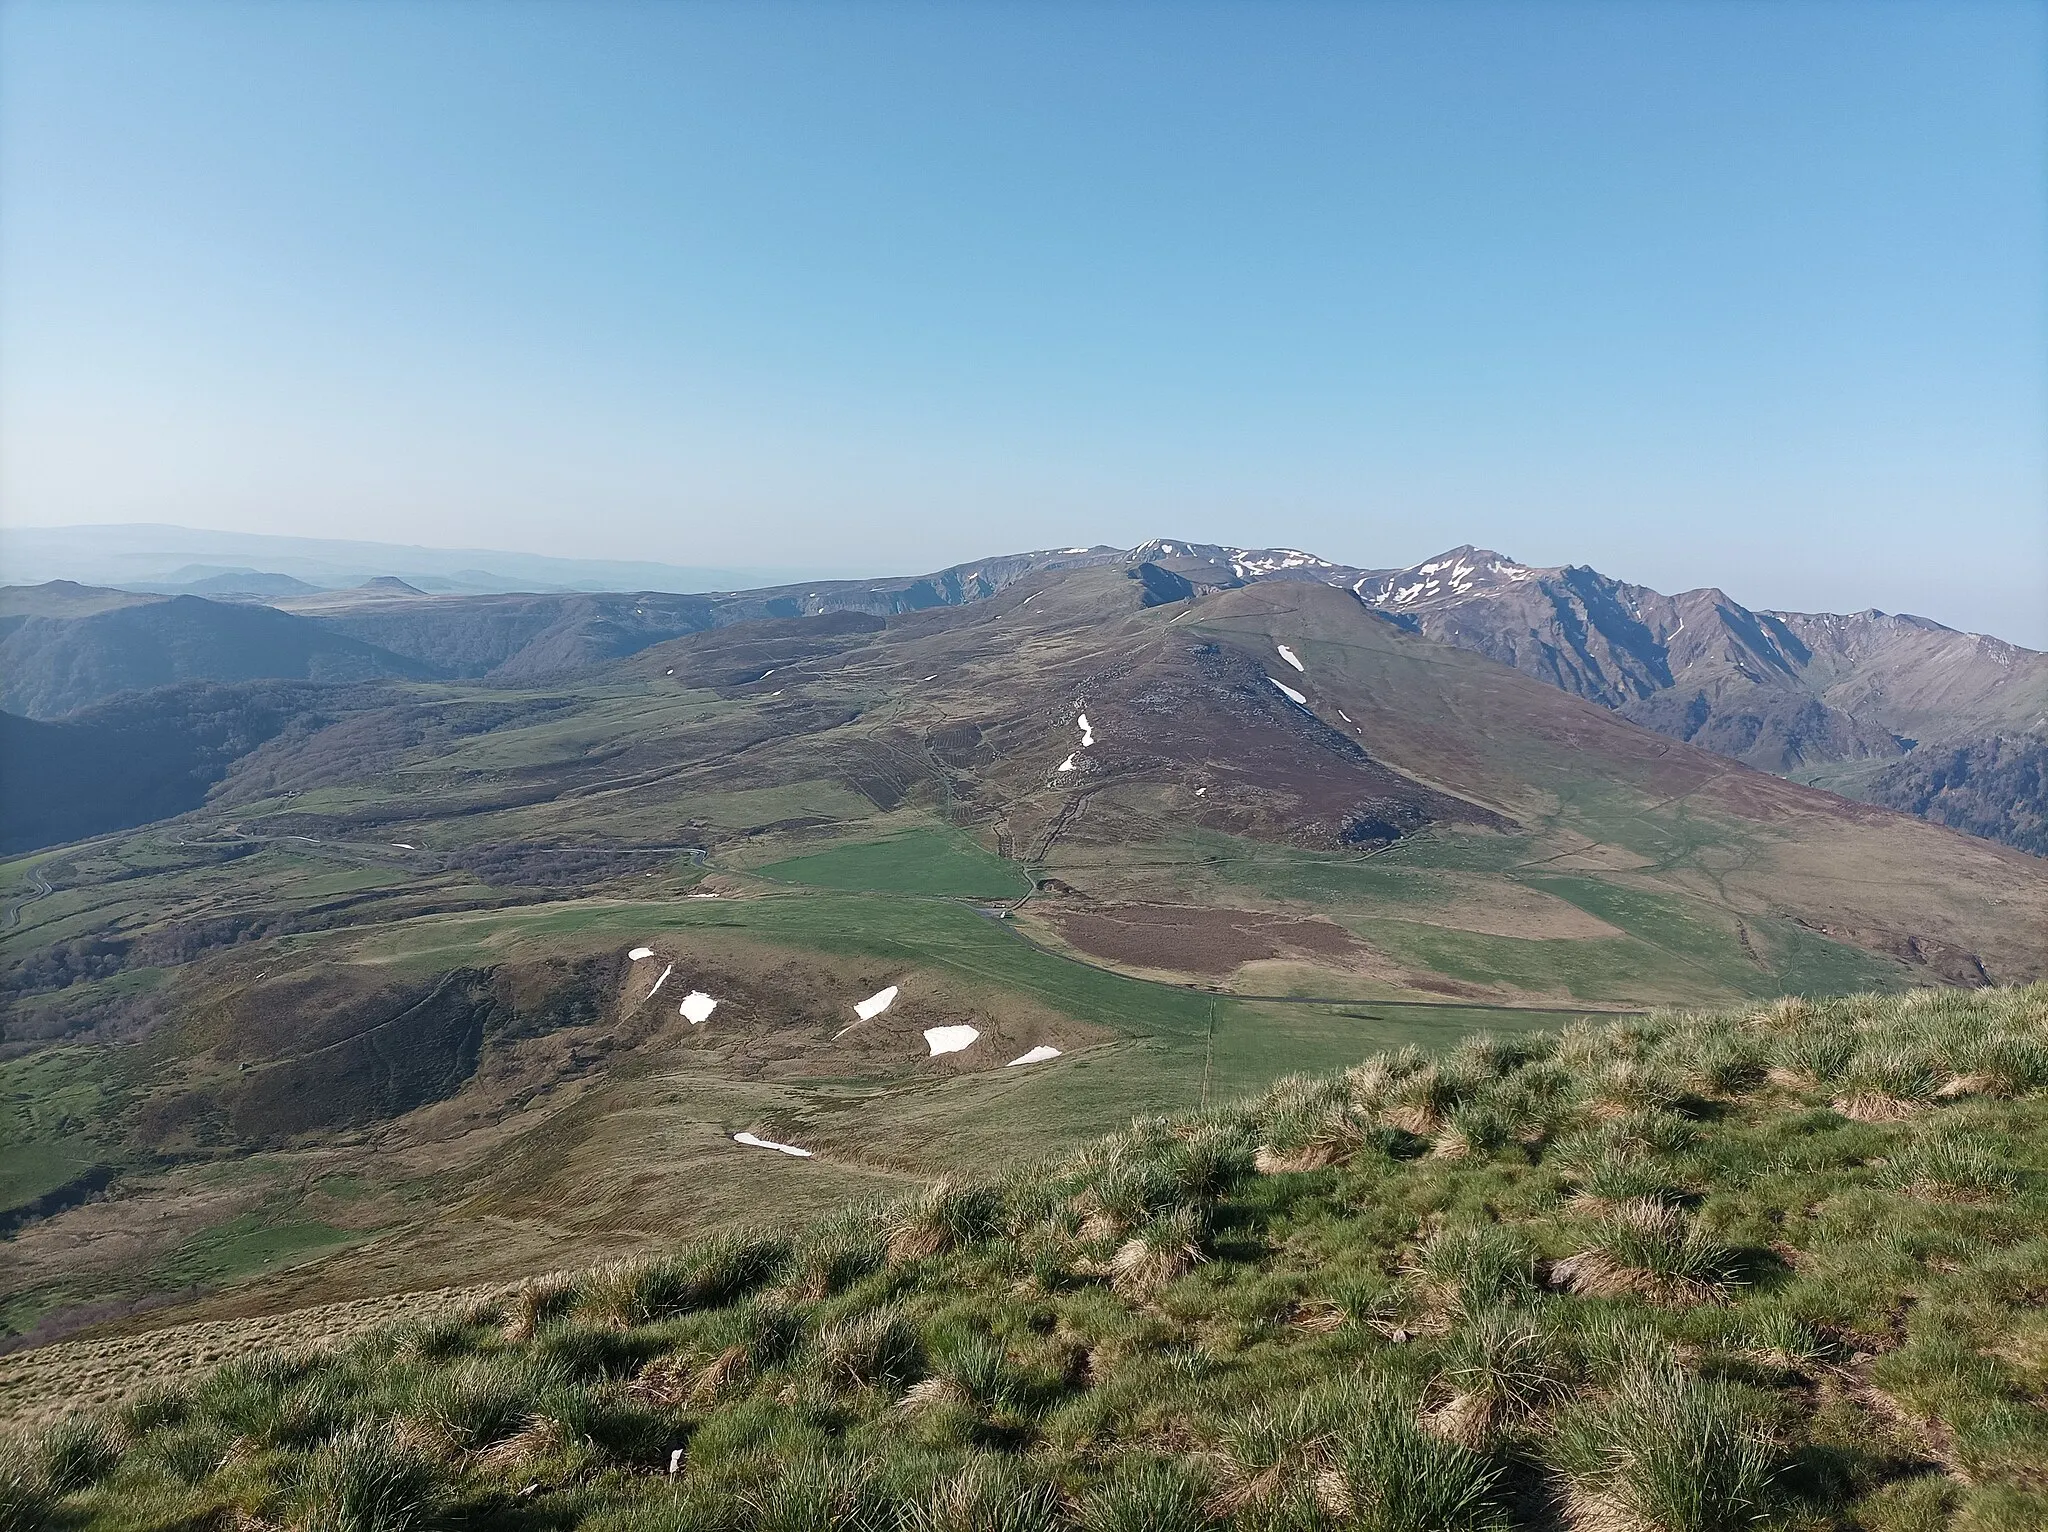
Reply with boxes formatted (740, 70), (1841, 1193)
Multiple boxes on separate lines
(1007, 1045), (1062, 1067)
(647, 964), (674, 999)
(1276, 644), (1304, 672)
(855, 986), (899, 1021)
(1077, 713), (1094, 746)
(680, 991), (718, 1024)
(924, 1025), (980, 1056)
(1268, 677), (1309, 706)
(628, 947), (655, 961)
(1057, 754), (1077, 772)
(733, 1131), (812, 1158)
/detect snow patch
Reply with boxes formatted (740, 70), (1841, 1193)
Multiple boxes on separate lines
(1275, 644), (1304, 672)
(1007, 1045), (1062, 1067)
(1337, 709), (1352, 723)
(1268, 677), (1309, 706)
(393, 842), (415, 850)
(648, 964), (674, 999)
(680, 991), (718, 1024)
(855, 986), (899, 1022)
(628, 947), (655, 961)
(734, 1131), (812, 1158)
(924, 1025), (979, 1056)
(1057, 754), (1077, 772)
(687, 892), (720, 899)
(1194, 786), (1207, 796)
(1077, 713), (1094, 746)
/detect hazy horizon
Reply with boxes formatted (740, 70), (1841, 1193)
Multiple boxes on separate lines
(3, 2), (2043, 642)
(7, 518), (2044, 649)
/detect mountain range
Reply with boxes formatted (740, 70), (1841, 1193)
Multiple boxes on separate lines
(4, 537), (2040, 855)
(4, 534), (2047, 1364)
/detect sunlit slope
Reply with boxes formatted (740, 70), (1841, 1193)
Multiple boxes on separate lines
(7, 564), (2045, 1351)
(8, 985), (2048, 1532)
(1168, 581), (2048, 987)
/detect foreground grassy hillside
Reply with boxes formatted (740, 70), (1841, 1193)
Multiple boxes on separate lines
(6, 985), (2045, 1531)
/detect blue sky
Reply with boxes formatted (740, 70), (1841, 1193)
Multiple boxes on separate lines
(2, 1), (2043, 642)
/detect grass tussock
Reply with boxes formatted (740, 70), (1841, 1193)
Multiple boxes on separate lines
(9, 984), (2048, 1532)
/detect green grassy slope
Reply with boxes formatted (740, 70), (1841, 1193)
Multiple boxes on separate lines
(8, 985), (2045, 1531)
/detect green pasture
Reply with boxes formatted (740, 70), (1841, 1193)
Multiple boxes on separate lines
(755, 826), (1035, 900)
(0, 1048), (122, 1216)
(152, 1211), (375, 1289)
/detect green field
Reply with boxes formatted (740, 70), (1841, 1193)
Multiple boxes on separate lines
(754, 827), (1036, 900)
(153, 1211), (376, 1288)
(0, 1049), (121, 1217)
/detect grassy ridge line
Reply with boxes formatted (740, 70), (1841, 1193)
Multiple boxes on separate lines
(5, 984), (2046, 1531)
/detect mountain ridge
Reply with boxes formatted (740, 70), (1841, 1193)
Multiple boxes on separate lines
(2, 536), (2040, 852)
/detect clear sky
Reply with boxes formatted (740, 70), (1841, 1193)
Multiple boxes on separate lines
(2, 1), (2043, 642)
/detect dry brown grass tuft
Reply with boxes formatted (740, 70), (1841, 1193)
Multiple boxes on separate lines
(1110, 1207), (1207, 1296)
(1935, 1073), (1994, 1099)
(503, 1271), (580, 1342)
(1551, 1202), (1737, 1307)
(895, 1375), (968, 1414)
(1558, 1486), (1654, 1532)
(689, 1344), (753, 1405)
(1420, 1389), (1497, 1450)
(1831, 1093), (1924, 1124)
(476, 1412), (571, 1468)
(0, 1286), (489, 1431)
(1254, 1142), (1342, 1174)
(1380, 1102), (1440, 1136)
